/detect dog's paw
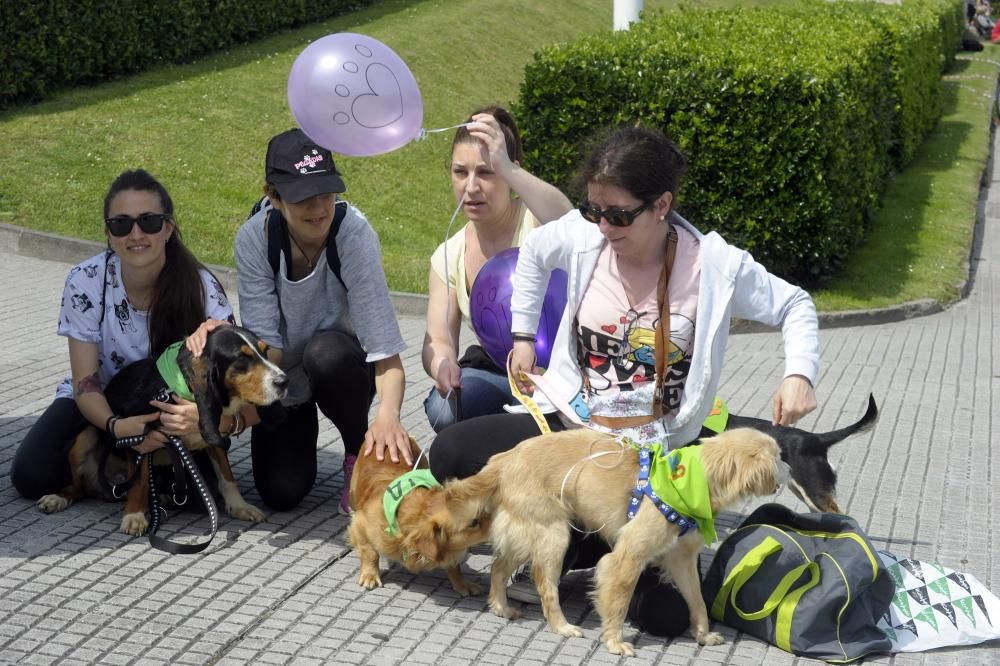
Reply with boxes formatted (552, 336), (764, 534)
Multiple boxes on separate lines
(552, 623), (584, 638)
(489, 601), (521, 620)
(358, 571), (383, 590)
(451, 578), (482, 597)
(606, 639), (635, 657)
(37, 494), (69, 513)
(227, 502), (265, 523)
(697, 630), (724, 646)
(120, 512), (148, 536)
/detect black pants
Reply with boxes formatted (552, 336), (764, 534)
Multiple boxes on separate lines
(251, 330), (375, 511)
(12, 397), (219, 510)
(11, 398), (88, 500)
(430, 412), (693, 638)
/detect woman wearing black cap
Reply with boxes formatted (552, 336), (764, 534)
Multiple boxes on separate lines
(226, 128), (410, 515)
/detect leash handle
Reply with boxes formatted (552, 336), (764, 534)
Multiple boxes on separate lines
(506, 351), (550, 434)
(147, 436), (220, 554)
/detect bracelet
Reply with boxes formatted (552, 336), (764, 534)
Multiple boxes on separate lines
(512, 332), (536, 343)
(228, 413), (244, 437)
(233, 413), (246, 437)
(105, 415), (119, 438)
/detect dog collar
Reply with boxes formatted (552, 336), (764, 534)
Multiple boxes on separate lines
(383, 469), (441, 537)
(627, 444), (717, 545)
(155, 341), (194, 402)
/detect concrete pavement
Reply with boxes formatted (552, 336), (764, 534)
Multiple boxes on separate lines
(2, 145), (1000, 664)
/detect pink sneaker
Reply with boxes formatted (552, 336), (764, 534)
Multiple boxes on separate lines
(338, 454), (357, 515)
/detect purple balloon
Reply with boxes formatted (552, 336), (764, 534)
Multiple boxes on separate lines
(470, 248), (568, 369)
(288, 33), (423, 157)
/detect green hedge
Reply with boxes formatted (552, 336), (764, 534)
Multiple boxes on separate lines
(0, 0), (378, 108)
(515, 0), (962, 286)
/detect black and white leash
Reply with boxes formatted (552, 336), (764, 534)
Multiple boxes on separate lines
(146, 435), (219, 554)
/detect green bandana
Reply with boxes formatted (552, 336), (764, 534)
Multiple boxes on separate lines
(701, 396), (729, 434)
(646, 444), (717, 544)
(383, 469), (441, 536)
(155, 341), (194, 401)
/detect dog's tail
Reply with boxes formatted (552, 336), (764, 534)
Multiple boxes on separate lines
(442, 462), (502, 518)
(811, 393), (878, 453)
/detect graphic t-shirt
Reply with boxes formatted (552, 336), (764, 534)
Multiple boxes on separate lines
(576, 225), (700, 422)
(54, 252), (235, 399)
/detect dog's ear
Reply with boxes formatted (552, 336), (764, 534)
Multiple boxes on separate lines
(405, 518), (446, 565)
(192, 364), (228, 448)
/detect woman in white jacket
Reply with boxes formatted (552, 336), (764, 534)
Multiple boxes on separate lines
(429, 125), (819, 636)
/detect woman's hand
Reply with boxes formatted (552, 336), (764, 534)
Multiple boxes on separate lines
(434, 358), (463, 397)
(150, 397), (201, 437)
(468, 113), (515, 179)
(362, 414), (413, 466)
(772, 375), (817, 426)
(113, 413), (167, 453)
(185, 318), (232, 357)
(510, 340), (538, 396)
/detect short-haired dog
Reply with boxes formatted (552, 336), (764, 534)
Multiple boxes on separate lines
(37, 326), (288, 535)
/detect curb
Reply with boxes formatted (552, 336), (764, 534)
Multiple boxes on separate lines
(0, 222), (430, 318)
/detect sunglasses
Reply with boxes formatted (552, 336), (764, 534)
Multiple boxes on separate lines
(104, 213), (170, 237)
(578, 200), (652, 227)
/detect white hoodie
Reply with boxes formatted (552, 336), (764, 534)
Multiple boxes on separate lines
(509, 209), (819, 447)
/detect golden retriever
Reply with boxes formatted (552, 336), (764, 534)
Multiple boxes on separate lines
(441, 427), (788, 656)
(347, 436), (491, 596)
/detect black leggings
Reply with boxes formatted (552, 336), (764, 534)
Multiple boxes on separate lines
(11, 397), (219, 511)
(429, 412), (693, 638)
(11, 398), (88, 500)
(251, 330), (375, 511)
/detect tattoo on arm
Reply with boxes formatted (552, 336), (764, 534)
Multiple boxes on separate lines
(76, 372), (104, 397)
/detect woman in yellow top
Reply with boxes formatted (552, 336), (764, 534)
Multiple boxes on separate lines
(422, 106), (571, 432)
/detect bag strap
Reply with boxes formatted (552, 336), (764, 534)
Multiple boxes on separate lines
(710, 535), (819, 622)
(263, 198), (349, 290)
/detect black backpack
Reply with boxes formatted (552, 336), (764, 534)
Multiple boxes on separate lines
(249, 196), (348, 290)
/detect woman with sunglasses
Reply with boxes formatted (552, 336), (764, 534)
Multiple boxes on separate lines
(422, 106), (571, 432)
(428, 126), (818, 636)
(11, 169), (236, 502)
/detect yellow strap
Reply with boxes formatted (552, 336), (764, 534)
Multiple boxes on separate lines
(711, 536), (782, 619)
(710, 535), (816, 626)
(775, 561), (821, 652)
(507, 351), (550, 434)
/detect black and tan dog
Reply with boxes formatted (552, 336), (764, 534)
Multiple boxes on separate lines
(37, 326), (288, 535)
(727, 393), (878, 514)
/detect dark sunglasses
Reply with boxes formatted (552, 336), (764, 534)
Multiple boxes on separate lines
(578, 200), (652, 227)
(104, 213), (170, 237)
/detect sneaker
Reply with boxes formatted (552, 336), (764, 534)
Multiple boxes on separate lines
(506, 565), (541, 605)
(338, 454), (357, 515)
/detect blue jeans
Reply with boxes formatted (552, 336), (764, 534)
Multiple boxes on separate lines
(423, 367), (516, 433)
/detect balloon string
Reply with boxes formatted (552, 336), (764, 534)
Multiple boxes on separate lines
(415, 123), (473, 142)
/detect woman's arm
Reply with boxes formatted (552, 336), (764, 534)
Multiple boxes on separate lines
(363, 354), (412, 465)
(422, 267), (463, 396)
(68, 338), (165, 453)
(467, 114), (572, 223)
(729, 249), (819, 426)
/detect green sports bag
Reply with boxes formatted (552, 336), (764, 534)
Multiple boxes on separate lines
(702, 503), (894, 663)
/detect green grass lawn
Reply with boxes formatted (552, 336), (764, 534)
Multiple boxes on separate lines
(0, 0), (994, 307)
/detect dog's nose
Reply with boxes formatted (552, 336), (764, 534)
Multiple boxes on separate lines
(273, 373), (289, 391)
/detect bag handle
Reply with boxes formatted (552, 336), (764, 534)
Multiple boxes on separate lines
(710, 536), (818, 621)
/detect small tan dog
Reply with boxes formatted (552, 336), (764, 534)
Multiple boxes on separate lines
(347, 436), (491, 596)
(442, 427), (788, 656)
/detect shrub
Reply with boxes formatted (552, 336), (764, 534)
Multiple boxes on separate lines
(0, 0), (378, 108)
(515, 0), (962, 285)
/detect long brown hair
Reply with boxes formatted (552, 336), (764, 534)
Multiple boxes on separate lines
(450, 105), (525, 165)
(104, 169), (209, 358)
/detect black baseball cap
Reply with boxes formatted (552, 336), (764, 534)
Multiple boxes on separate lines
(265, 128), (346, 203)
